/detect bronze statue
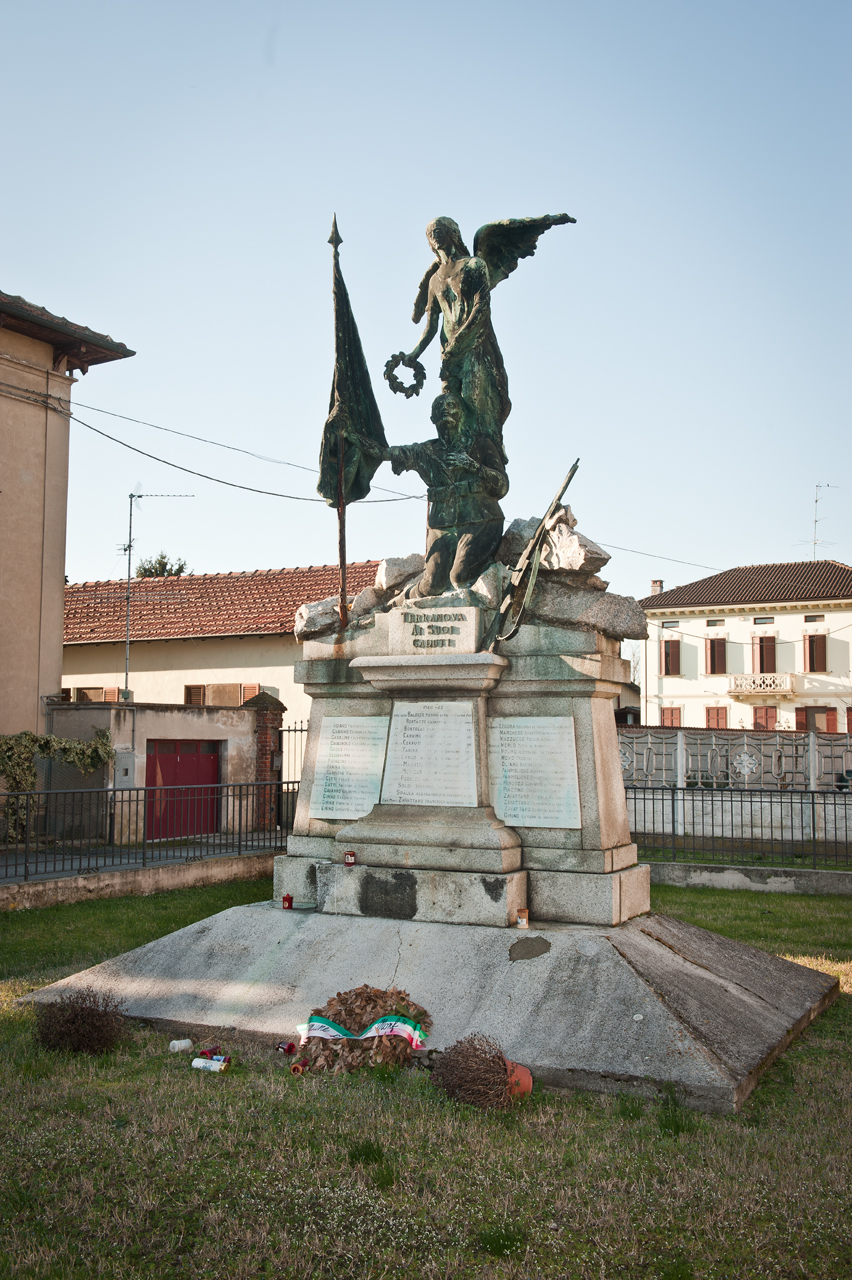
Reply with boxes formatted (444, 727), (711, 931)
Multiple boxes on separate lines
(320, 213), (575, 606)
(385, 213), (575, 451)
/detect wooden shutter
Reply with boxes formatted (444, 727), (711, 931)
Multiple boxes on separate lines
(847, 707), (852, 734)
(660, 639), (680, 676)
(184, 685), (205, 706)
(103, 687), (120, 703)
(803, 636), (810, 672)
(706, 707), (728, 729)
(826, 708), (838, 733)
(813, 634), (827, 672)
(241, 683), (261, 703)
(707, 638), (726, 675)
(763, 637), (776, 674)
(752, 637), (761, 674)
(661, 707), (681, 727)
(795, 707), (807, 731)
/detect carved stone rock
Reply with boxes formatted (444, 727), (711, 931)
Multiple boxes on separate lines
(375, 553), (425, 593)
(497, 506), (608, 577)
(527, 581), (648, 640)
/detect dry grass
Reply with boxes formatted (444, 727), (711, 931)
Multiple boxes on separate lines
(1, 885), (851, 1279)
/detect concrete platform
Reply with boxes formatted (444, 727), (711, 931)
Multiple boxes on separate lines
(27, 903), (838, 1113)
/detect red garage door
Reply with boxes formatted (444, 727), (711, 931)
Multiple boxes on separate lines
(145, 741), (220, 840)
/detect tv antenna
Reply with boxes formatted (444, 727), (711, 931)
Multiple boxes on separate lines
(811, 483), (838, 561)
(117, 491), (194, 696)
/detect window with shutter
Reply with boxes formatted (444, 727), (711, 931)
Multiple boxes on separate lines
(706, 637), (726, 674)
(241, 683), (261, 703)
(184, 685), (205, 706)
(826, 708), (838, 733)
(759, 637), (776, 674)
(753, 706), (777, 730)
(77, 688), (104, 703)
(810, 634), (827, 672)
(60, 689), (71, 702)
(661, 708), (681, 727)
(847, 707), (852, 734)
(103, 688), (120, 703)
(660, 639), (681, 676)
(706, 707), (727, 729)
(795, 707), (807, 730)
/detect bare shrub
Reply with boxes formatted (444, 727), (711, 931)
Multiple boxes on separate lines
(34, 986), (127, 1055)
(431, 1032), (511, 1110)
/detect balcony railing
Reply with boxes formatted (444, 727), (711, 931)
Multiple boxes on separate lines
(728, 673), (796, 698)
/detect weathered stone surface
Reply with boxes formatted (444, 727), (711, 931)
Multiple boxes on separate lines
(273, 855), (328, 906)
(315, 863), (527, 927)
(527, 864), (650, 925)
(470, 561), (509, 608)
(527, 581), (648, 640)
(28, 907), (838, 1113)
(334, 804), (522, 873)
(350, 585), (387, 618)
(293, 595), (342, 641)
(375, 553), (425, 593)
(498, 505), (609, 576)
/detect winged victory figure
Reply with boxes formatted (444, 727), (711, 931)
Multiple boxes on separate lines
(385, 214), (576, 453)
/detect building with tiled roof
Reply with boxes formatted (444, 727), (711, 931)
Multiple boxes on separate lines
(62, 562), (379, 726)
(637, 561), (852, 733)
(1, 287), (133, 736)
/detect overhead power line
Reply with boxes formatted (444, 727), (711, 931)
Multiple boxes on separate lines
(70, 415), (417, 503)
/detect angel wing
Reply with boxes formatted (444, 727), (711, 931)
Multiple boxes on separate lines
(472, 213), (576, 289)
(412, 261), (439, 323)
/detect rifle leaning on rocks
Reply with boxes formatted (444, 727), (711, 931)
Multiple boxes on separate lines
(479, 458), (580, 653)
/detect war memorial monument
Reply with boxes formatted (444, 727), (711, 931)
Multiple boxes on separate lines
(32, 214), (838, 1112)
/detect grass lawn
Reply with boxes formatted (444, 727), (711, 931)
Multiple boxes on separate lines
(0, 882), (850, 1279)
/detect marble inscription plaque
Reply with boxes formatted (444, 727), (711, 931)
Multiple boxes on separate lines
(381, 702), (477, 806)
(308, 717), (390, 819)
(488, 716), (581, 829)
(388, 607), (478, 655)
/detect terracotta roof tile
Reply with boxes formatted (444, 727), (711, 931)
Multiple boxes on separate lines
(64, 562), (380, 644)
(639, 560), (852, 609)
(0, 288), (134, 369)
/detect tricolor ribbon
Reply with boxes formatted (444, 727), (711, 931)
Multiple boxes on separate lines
(297, 1014), (428, 1050)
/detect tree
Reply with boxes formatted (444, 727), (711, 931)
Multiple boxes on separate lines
(135, 552), (189, 578)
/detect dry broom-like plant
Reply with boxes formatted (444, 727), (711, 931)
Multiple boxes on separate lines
(431, 1033), (512, 1110)
(34, 986), (127, 1055)
(303, 984), (432, 1075)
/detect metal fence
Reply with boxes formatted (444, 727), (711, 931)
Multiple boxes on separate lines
(0, 782), (290, 884)
(628, 786), (852, 868)
(619, 727), (852, 792)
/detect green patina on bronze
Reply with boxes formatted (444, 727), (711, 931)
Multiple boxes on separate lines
(319, 212), (576, 599)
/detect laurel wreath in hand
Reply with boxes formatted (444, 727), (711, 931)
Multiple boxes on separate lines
(383, 352), (426, 398)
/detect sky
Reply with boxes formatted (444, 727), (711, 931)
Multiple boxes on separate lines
(2, 1), (850, 602)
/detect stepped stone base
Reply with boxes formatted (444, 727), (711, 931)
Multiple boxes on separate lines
(26, 903), (839, 1114)
(315, 863), (526, 927)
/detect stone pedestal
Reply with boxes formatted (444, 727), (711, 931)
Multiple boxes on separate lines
(275, 598), (649, 927)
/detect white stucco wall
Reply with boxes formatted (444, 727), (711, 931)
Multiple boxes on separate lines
(62, 633), (310, 727)
(639, 603), (852, 729)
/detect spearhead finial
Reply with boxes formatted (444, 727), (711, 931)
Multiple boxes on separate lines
(328, 214), (342, 254)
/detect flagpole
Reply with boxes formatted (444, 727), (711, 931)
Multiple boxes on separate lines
(329, 214), (348, 628)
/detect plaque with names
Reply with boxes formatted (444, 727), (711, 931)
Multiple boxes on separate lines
(381, 702), (477, 807)
(308, 717), (390, 819)
(488, 716), (581, 829)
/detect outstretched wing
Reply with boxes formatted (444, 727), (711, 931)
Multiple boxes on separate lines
(412, 261), (439, 323)
(472, 213), (576, 289)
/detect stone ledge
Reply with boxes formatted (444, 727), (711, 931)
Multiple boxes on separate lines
(350, 652), (509, 694)
(649, 861), (852, 897)
(527, 864), (650, 925)
(315, 863), (527, 927)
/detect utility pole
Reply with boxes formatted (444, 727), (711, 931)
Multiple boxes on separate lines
(118, 492), (194, 697)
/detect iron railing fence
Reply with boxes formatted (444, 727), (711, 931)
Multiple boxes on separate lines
(0, 781), (292, 884)
(281, 721), (309, 782)
(629, 786), (852, 868)
(619, 727), (852, 792)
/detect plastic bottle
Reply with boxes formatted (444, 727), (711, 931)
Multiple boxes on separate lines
(169, 1039), (193, 1053)
(191, 1057), (230, 1073)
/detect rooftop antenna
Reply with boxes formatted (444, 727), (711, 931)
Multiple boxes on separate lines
(811, 483), (838, 561)
(117, 492), (194, 697)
